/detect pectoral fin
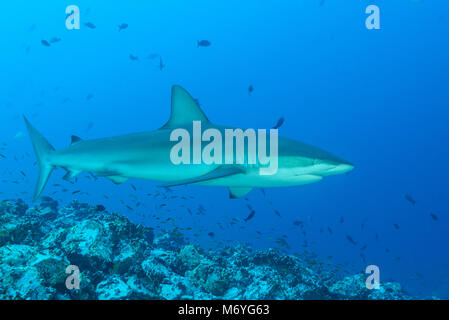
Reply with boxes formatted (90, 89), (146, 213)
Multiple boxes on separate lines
(159, 166), (244, 188)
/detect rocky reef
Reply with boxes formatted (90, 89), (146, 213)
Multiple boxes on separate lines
(0, 198), (414, 300)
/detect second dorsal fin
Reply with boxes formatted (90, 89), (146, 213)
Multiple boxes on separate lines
(71, 135), (83, 145)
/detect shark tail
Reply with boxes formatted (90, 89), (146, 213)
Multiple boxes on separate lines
(23, 116), (55, 201)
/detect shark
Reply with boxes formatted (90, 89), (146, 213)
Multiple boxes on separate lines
(24, 85), (353, 201)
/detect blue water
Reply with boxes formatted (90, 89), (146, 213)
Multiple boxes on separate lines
(1, 0), (448, 298)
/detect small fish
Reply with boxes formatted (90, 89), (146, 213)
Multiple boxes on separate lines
(129, 54), (139, 61)
(197, 40), (211, 47)
(207, 232), (215, 237)
(293, 220), (302, 227)
(404, 194), (416, 206)
(131, 184), (137, 191)
(147, 53), (159, 60)
(84, 22), (96, 29)
(93, 204), (106, 212)
(393, 223), (400, 230)
(0, 153), (6, 158)
(86, 93), (94, 100)
(430, 213), (439, 221)
(248, 85), (253, 94)
(49, 37), (61, 43)
(20, 171), (26, 177)
(72, 190), (80, 195)
(86, 122), (94, 132)
(327, 227), (333, 235)
(272, 117), (285, 129)
(340, 216), (344, 223)
(274, 210), (281, 217)
(41, 40), (50, 47)
(118, 23), (128, 31)
(346, 235), (357, 245)
(159, 57), (165, 70)
(244, 210), (255, 222)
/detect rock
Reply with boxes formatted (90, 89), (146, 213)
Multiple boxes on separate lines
(0, 197), (418, 300)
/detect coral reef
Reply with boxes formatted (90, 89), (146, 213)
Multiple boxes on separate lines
(0, 198), (415, 300)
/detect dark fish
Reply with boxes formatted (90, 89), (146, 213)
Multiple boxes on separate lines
(340, 216), (344, 223)
(248, 85), (253, 94)
(293, 220), (302, 227)
(41, 40), (50, 47)
(430, 213), (439, 221)
(327, 227), (333, 235)
(159, 57), (165, 70)
(93, 204), (106, 212)
(147, 53), (159, 60)
(361, 218), (368, 229)
(197, 40), (211, 47)
(72, 190), (80, 195)
(86, 93), (94, 100)
(274, 210), (281, 217)
(360, 253), (366, 264)
(49, 37), (61, 43)
(118, 23), (128, 31)
(393, 223), (400, 230)
(404, 194), (416, 206)
(0, 153), (6, 159)
(361, 244), (367, 251)
(20, 171), (26, 177)
(272, 117), (285, 129)
(244, 210), (256, 222)
(129, 54), (139, 61)
(84, 22), (96, 29)
(345, 235), (357, 245)
(207, 232), (215, 237)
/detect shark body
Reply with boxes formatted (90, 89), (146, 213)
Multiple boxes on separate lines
(24, 85), (353, 200)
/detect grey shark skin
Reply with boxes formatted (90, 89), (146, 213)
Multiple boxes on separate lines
(24, 85), (354, 200)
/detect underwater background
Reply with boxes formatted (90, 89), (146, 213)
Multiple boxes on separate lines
(0, 0), (448, 299)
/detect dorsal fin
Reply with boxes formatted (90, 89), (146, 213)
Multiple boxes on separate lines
(71, 135), (82, 145)
(161, 85), (209, 129)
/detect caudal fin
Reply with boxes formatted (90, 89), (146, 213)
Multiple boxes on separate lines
(23, 116), (55, 201)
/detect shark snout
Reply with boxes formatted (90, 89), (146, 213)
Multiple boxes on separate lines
(325, 159), (354, 175)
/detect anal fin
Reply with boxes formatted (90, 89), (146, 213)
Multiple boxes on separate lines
(106, 176), (129, 184)
(228, 187), (253, 199)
